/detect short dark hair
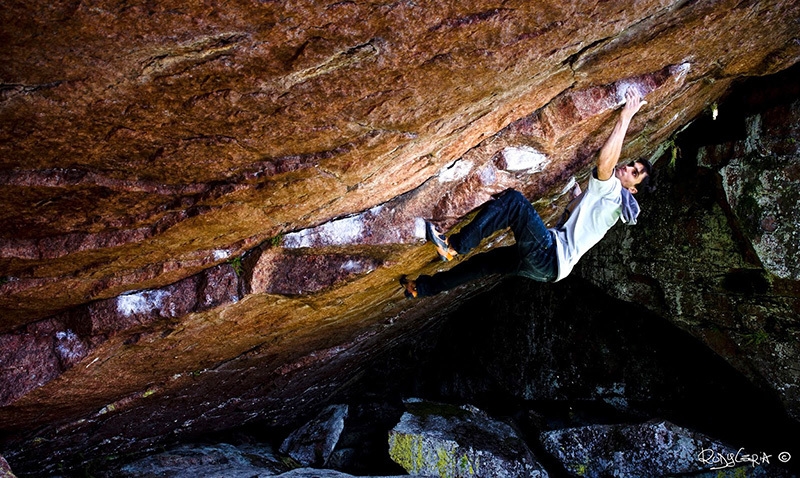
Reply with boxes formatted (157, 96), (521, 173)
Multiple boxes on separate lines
(634, 158), (657, 193)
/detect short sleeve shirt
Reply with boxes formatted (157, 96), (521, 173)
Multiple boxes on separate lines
(550, 173), (623, 281)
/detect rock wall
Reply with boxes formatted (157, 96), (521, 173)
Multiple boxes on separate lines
(3, 0), (799, 323)
(2, 0), (800, 475)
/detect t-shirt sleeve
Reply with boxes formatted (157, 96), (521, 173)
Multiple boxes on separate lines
(587, 170), (622, 198)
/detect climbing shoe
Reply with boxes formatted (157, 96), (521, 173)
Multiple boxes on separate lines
(399, 276), (418, 299)
(425, 221), (455, 262)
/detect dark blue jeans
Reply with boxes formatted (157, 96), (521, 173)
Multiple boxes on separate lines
(415, 189), (558, 296)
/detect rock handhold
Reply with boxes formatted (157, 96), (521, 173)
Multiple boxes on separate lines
(388, 399), (548, 477)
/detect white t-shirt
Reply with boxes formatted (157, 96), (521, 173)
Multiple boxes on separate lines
(551, 173), (623, 281)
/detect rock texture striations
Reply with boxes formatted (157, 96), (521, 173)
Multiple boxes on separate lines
(2, 0), (800, 475)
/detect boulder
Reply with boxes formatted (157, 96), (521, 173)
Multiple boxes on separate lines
(0, 455), (17, 478)
(116, 443), (288, 478)
(280, 405), (349, 467)
(113, 442), (410, 478)
(388, 399), (548, 477)
(273, 470), (406, 478)
(540, 420), (780, 477)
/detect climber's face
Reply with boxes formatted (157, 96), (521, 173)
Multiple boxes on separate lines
(616, 161), (648, 194)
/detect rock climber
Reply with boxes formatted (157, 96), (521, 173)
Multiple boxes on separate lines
(401, 88), (655, 298)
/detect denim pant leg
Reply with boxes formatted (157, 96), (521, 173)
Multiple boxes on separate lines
(450, 189), (557, 282)
(415, 246), (519, 297)
(416, 190), (557, 296)
(451, 190), (536, 252)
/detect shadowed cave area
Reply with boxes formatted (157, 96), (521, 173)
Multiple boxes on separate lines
(155, 273), (800, 478)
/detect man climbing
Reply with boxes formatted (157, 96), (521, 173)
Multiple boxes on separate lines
(401, 88), (654, 298)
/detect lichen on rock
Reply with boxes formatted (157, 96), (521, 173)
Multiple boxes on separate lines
(388, 400), (548, 478)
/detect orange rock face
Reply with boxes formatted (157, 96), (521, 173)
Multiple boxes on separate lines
(1, 0), (799, 474)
